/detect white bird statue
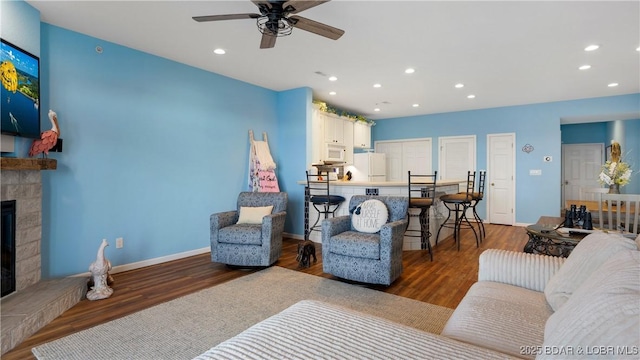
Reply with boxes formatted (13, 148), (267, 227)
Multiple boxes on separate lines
(86, 239), (114, 301)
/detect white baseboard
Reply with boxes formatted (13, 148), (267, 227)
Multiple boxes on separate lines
(284, 232), (305, 241)
(72, 247), (211, 278)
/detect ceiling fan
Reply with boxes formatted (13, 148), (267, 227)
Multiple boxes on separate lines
(192, 0), (345, 49)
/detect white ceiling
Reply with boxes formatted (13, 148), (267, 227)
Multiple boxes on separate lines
(27, 0), (640, 120)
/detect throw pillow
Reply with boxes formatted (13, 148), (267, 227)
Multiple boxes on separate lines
(237, 206), (273, 224)
(540, 249), (640, 359)
(351, 199), (389, 233)
(544, 232), (638, 311)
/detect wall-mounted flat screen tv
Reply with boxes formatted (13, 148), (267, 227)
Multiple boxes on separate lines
(1, 38), (40, 139)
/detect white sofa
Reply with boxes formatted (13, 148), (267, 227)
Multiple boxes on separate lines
(196, 232), (640, 359)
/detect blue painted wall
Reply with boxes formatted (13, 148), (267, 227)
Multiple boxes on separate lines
(373, 94), (640, 224)
(38, 24), (284, 277)
(561, 122), (607, 144)
(275, 87), (312, 236)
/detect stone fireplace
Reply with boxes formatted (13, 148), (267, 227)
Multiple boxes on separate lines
(0, 168), (43, 295)
(0, 158), (86, 355)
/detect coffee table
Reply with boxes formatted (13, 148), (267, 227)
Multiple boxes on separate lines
(523, 216), (587, 257)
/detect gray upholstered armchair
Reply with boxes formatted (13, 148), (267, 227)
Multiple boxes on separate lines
(322, 195), (409, 285)
(210, 192), (288, 267)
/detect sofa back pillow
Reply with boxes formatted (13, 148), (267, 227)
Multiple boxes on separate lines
(539, 249), (639, 359)
(544, 232), (638, 311)
(351, 199), (389, 233)
(237, 206), (273, 224)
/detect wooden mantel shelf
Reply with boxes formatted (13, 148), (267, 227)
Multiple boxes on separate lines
(0, 157), (57, 171)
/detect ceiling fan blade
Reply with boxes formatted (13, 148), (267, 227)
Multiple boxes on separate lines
(284, 1), (330, 14)
(251, 0), (271, 8)
(260, 32), (277, 49)
(288, 15), (344, 40)
(192, 13), (260, 22)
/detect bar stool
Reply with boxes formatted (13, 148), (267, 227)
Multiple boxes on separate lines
(470, 170), (486, 242)
(407, 171), (438, 261)
(304, 170), (345, 241)
(435, 171), (479, 250)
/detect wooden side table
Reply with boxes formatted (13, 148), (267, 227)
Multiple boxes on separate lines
(523, 216), (587, 257)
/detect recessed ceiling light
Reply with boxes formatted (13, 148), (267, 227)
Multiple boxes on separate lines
(467, 94), (476, 99)
(374, 108), (381, 112)
(578, 65), (591, 70)
(329, 91), (336, 95)
(412, 104), (419, 107)
(608, 83), (619, 87)
(584, 44), (599, 51)
(373, 83), (382, 88)
(213, 48), (226, 55)
(405, 68), (415, 74)
(455, 83), (464, 88)
(328, 76), (338, 81)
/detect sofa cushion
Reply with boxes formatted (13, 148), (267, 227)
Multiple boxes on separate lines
(351, 199), (388, 233)
(329, 230), (380, 259)
(218, 224), (263, 245)
(195, 300), (514, 360)
(441, 281), (553, 359)
(540, 249), (640, 359)
(544, 232), (638, 311)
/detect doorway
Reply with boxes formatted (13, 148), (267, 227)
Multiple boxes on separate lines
(487, 133), (515, 225)
(561, 143), (604, 206)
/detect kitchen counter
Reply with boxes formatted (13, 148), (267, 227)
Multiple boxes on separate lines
(297, 179), (465, 187)
(300, 179), (465, 249)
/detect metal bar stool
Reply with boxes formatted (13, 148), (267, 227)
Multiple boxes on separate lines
(435, 171), (479, 250)
(407, 171), (438, 261)
(470, 170), (486, 242)
(304, 170), (345, 241)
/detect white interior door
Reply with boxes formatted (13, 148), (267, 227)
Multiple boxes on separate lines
(438, 135), (476, 183)
(487, 133), (515, 225)
(561, 144), (604, 205)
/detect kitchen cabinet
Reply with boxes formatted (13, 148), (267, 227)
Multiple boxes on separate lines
(323, 114), (345, 144)
(343, 120), (354, 164)
(353, 122), (371, 149)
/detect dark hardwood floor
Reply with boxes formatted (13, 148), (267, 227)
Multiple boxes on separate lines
(4, 223), (529, 360)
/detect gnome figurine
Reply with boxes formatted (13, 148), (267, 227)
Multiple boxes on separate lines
(87, 239), (114, 301)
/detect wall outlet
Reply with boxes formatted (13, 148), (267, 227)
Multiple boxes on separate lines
(115, 237), (124, 248)
(529, 169), (542, 176)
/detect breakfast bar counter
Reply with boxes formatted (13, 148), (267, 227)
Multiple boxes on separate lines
(299, 179), (466, 249)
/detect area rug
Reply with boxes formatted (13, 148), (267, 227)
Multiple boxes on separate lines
(32, 266), (453, 360)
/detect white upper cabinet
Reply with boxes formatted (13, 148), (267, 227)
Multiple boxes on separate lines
(343, 119), (354, 164)
(353, 122), (371, 149)
(323, 114), (345, 145)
